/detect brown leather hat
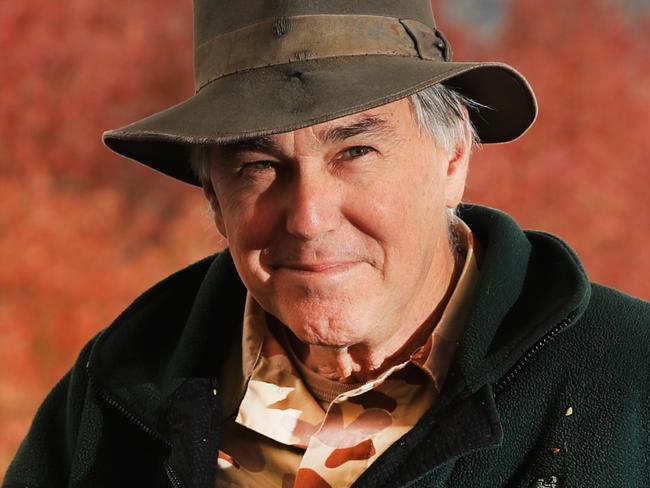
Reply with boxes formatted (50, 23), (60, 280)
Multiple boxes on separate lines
(102, 0), (537, 186)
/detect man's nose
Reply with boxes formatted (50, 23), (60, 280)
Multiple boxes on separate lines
(284, 170), (341, 241)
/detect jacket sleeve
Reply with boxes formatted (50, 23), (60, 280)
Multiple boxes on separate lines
(2, 338), (96, 488)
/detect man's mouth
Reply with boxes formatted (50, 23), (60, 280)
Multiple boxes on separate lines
(274, 261), (360, 273)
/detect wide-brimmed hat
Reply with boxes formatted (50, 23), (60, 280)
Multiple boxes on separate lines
(103, 0), (537, 186)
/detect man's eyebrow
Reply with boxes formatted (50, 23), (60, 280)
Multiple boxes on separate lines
(319, 115), (394, 144)
(218, 115), (393, 155)
(219, 136), (281, 154)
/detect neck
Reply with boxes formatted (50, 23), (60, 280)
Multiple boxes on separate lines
(282, 240), (465, 383)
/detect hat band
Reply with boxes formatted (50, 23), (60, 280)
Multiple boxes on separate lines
(195, 15), (448, 92)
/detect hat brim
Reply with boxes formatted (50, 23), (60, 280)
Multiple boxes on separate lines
(103, 55), (537, 186)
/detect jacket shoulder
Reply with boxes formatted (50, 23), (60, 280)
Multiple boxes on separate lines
(108, 252), (221, 325)
(584, 282), (650, 332)
(3, 253), (229, 486)
(572, 282), (650, 370)
(3, 338), (96, 486)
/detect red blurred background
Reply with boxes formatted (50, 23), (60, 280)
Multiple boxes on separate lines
(1, 0), (649, 476)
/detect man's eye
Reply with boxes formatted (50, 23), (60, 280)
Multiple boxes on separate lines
(241, 161), (274, 171)
(344, 146), (374, 158)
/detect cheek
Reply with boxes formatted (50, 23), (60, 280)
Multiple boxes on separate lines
(345, 153), (447, 274)
(217, 191), (282, 285)
(218, 185), (275, 249)
(351, 155), (444, 239)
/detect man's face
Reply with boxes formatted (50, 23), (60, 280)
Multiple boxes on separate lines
(206, 98), (469, 350)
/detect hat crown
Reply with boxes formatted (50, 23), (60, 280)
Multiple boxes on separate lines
(193, 0), (436, 47)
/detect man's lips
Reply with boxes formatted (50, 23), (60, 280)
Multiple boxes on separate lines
(273, 261), (360, 273)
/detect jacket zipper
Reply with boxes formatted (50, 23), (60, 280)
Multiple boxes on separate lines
(493, 310), (578, 396)
(164, 463), (183, 488)
(86, 366), (184, 488)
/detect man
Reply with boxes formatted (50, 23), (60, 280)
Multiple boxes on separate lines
(4, 1), (649, 488)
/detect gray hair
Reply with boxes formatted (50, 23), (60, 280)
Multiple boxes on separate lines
(410, 83), (481, 154)
(190, 83), (481, 188)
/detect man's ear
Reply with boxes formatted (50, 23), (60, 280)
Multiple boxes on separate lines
(445, 112), (472, 208)
(202, 181), (228, 239)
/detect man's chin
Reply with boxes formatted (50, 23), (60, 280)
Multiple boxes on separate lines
(277, 308), (374, 348)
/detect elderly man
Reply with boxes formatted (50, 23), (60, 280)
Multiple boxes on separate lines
(4, 1), (649, 488)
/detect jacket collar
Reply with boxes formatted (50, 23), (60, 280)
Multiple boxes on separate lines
(85, 204), (591, 452)
(456, 204), (591, 395)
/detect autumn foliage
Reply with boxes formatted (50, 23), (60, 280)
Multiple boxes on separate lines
(1, 0), (649, 475)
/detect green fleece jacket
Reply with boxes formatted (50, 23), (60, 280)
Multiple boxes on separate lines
(3, 205), (650, 488)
